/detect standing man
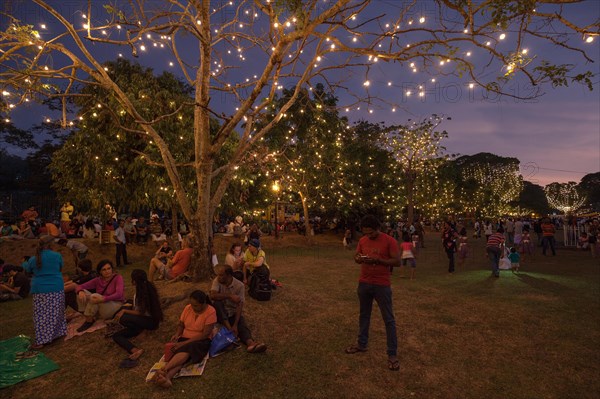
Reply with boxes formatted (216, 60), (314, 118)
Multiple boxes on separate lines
(114, 219), (130, 268)
(60, 201), (74, 236)
(541, 217), (557, 256)
(486, 227), (505, 277)
(345, 215), (400, 372)
(505, 218), (515, 245)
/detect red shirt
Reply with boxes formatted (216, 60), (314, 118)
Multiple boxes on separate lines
(171, 247), (193, 277)
(356, 232), (399, 287)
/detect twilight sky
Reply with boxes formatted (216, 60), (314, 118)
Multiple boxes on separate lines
(3, 1), (599, 187)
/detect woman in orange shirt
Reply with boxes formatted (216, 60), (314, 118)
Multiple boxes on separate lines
(154, 290), (216, 389)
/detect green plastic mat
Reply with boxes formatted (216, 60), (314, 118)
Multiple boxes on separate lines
(0, 335), (59, 389)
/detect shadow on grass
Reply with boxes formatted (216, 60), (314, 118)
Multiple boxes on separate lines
(516, 273), (574, 295)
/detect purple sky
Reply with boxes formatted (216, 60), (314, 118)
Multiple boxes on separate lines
(3, 1), (599, 187)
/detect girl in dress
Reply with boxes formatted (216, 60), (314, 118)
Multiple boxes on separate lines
(520, 227), (534, 259)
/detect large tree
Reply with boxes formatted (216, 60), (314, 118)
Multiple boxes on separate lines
(453, 152), (523, 217)
(1, 1), (597, 278)
(545, 181), (586, 214)
(578, 172), (600, 212)
(382, 115), (450, 225)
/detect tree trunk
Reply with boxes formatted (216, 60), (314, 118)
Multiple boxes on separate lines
(299, 191), (313, 242)
(187, 159), (214, 281)
(407, 176), (415, 226)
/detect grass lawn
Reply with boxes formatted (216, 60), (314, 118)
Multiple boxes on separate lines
(1, 232), (599, 399)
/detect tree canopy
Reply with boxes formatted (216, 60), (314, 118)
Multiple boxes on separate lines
(1, 0), (598, 278)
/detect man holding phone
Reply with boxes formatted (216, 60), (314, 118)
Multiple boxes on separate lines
(345, 215), (401, 371)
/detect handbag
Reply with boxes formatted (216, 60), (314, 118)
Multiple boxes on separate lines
(209, 327), (237, 357)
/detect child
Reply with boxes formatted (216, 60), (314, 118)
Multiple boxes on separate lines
(400, 233), (417, 279)
(411, 232), (420, 256)
(578, 232), (589, 250)
(343, 229), (353, 250)
(508, 247), (520, 273)
(457, 228), (469, 267)
(520, 228), (533, 259)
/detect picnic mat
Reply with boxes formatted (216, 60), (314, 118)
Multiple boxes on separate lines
(64, 314), (107, 340)
(145, 354), (208, 383)
(0, 335), (59, 389)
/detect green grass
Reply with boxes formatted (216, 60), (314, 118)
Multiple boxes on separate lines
(1, 233), (599, 399)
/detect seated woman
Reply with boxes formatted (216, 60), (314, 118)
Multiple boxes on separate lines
(224, 242), (244, 281)
(112, 269), (163, 367)
(153, 290), (216, 389)
(17, 221), (36, 239)
(75, 259), (125, 332)
(82, 219), (96, 239)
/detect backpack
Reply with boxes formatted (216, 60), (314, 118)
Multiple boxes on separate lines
(249, 267), (272, 301)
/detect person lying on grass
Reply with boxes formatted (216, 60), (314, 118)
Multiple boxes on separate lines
(112, 269), (163, 368)
(75, 260), (125, 332)
(153, 290), (216, 389)
(209, 264), (267, 354)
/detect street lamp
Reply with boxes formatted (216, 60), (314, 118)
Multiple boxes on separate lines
(272, 181), (280, 239)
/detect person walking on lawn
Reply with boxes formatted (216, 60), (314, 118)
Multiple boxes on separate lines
(345, 215), (401, 371)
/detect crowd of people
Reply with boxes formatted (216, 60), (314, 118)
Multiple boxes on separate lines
(2, 200), (599, 388)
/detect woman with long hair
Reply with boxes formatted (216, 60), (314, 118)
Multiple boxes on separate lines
(112, 269), (163, 367)
(153, 290), (216, 388)
(23, 235), (67, 349)
(224, 242), (244, 281)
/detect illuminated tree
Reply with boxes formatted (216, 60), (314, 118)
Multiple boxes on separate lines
(545, 181), (586, 214)
(577, 172), (600, 212)
(1, 1), (597, 278)
(382, 115), (450, 225)
(454, 153), (523, 217)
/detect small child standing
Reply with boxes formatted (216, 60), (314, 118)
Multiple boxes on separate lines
(457, 228), (469, 267)
(343, 229), (353, 250)
(400, 233), (417, 280)
(508, 247), (520, 273)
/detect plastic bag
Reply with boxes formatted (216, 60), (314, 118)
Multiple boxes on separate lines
(209, 327), (237, 357)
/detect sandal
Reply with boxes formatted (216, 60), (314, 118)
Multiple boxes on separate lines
(247, 343), (267, 353)
(388, 358), (400, 371)
(119, 358), (139, 369)
(344, 344), (367, 354)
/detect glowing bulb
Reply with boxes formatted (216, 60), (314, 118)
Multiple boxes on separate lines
(363, 80), (370, 87)
(499, 33), (506, 40)
(40, 24), (46, 29)
(586, 36), (594, 43)
(419, 17), (425, 23)
(522, 48), (528, 54)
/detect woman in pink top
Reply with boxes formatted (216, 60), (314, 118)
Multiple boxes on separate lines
(153, 290), (216, 389)
(76, 259), (125, 332)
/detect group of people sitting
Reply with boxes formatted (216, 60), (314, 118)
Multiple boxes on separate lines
(9, 233), (269, 389)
